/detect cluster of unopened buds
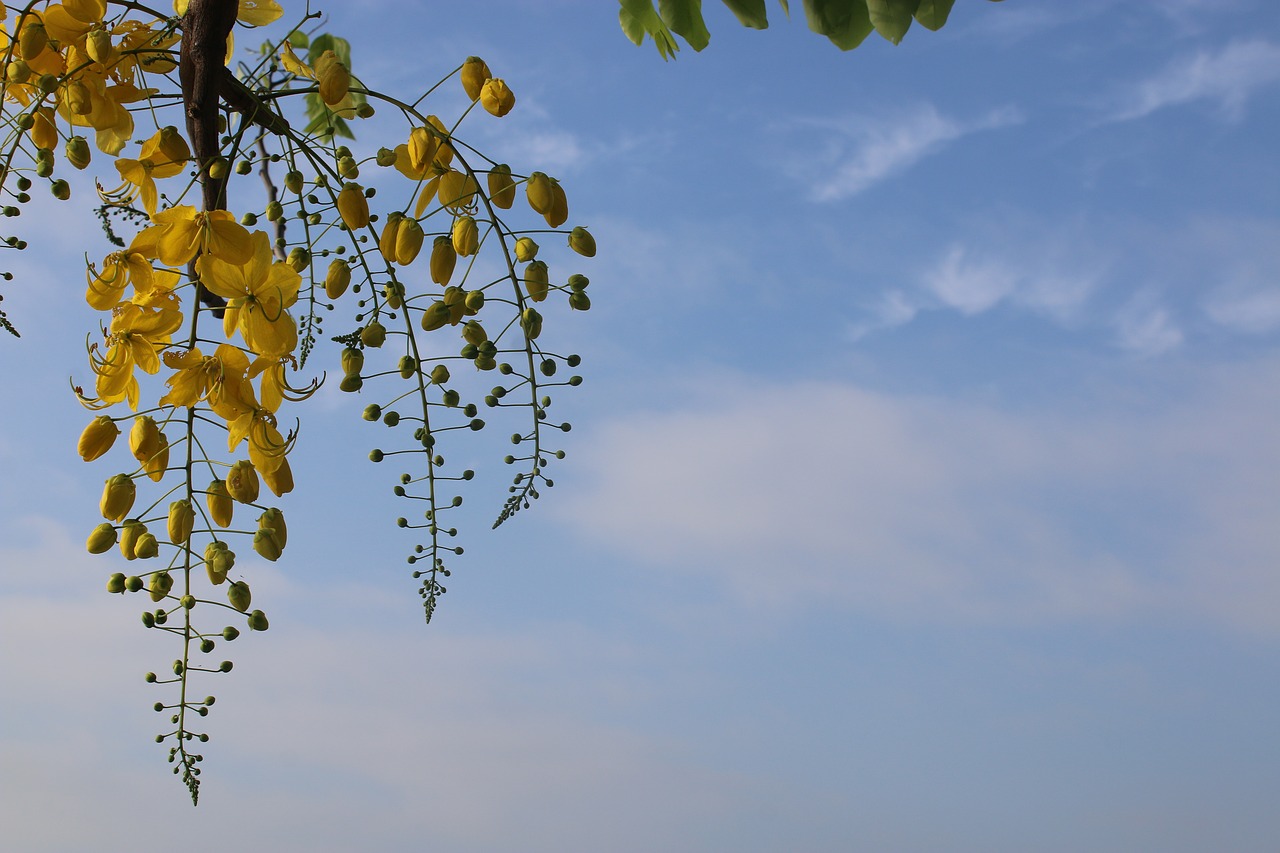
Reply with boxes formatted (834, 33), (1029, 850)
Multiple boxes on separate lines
(2, 0), (595, 802)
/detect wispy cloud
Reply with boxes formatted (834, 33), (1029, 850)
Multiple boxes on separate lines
(789, 105), (1022, 202)
(1205, 287), (1280, 334)
(559, 362), (1280, 634)
(1109, 39), (1280, 122)
(1115, 296), (1184, 356)
(850, 242), (1097, 340)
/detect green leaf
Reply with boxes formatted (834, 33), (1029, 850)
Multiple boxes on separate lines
(619, 7), (647, 44)
(778, 0), (789, 16)
(720, 0), (769, 29)
(802, 0), (873, 50)
(287, 31), (309, 49)
(866, 0), (919, 44)
(308, 33), (353, 68)
(912, 0), (954, 30)
(620, 1), (682, 58)
(660, 0), (711, 50)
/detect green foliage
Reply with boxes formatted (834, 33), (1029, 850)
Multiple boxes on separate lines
(619, 0), (1002, 56)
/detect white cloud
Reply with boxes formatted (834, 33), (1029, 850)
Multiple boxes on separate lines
(925, 245), (1019, 315)
(559, 363), (1280, 634)
(1110, 39), (1280, 122)
(1114, 298), (1183, 356)
(791, 105), (1022, 202)
(1205, 287), (1280, 334)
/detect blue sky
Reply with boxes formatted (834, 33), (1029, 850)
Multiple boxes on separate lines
(3, 1), (1280, 850)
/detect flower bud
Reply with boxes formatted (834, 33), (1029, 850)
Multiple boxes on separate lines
(228, 580), (252, 613)
(6, 59), (30, 84)
(438, 170), (478, 211)
(379, 212), (403, 261)
(204, 540), (234, 585)
(19, 21), (48, 61)
(287, 246), (310, 272)
(87, 523), (118, 554)
(65, 136), (91, 170)
(383, 281), (405, 309)
(142, 432), (169, 482)
(101, 474), (136, 522)
(488, 164), (516, 209)
(526, 172), (554, 215)
(421, 301), (451, 332)
(568, 226), (596, 257)
(480, 78), (515, 117)
(129, 415), (161, 463)
(79, 416), (119, 462)
(514, 237), (539, 262)
(120, 519), (146, 560)
(524, 261), (550, 302)
(284, 170), (304, 194)
(360, 320), (387, 348)
(325, 259), (352, 299)
(341, 346), (364, 377)
(248, 609), (270, 631)
(206, 479), (233, 528)
(462, 320), (488, 347)
(465, 289), (485, 312)
(134, 532), (160, 560)
(261, 456), (294, 497)
(460, 56), (491, 101)
(107, 573), (127, 594)
(258, 508), (288, 549)
(522, 307), (543, 340)
(376, 147), (397, 167)
(398, 356), (417, 379)
(66, 80), (92, 116)
(167, 499), (195, 545)
(316, 52), (350, 105)
(452, 216), (479, 257)
(545, 180), (569, 228)
(86, 28), (116, 65)
(430, 364), (451, 385)
(253, 527), (284, 562)
(225, 460), (260, 504)
(149, 571), (174, 603)
(395, 217), (425, 265)
(429, 236), (457, 286)
(336, 183), (369, 230)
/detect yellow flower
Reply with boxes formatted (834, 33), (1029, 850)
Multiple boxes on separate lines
(91, 290), (184, 409)
(314, 50), (350, 106)
(84, 251), (155, 311)
(159, 344), (255, 421)
(111, 126), (189, 214)
(279, 42), (314, 78)
(248, 354), (316, 412)
(197, 231), (300, 358)
(146, 206), (254, 268)
(227, 405), (293, 475)
(172, 0), (282, 25)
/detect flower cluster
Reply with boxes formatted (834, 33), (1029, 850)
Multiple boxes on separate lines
(2, 0), (594, 802)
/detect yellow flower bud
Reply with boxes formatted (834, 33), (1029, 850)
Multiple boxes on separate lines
(462, 320), (488, 346)
(431, 364), (451, 385)
(568, 226), (596, 257)
(149, 570), (174, 603)
(206, 479), (233, 528)
(156, 126), (190, 164)
(258, 508), (288, 549)
(19, 21), (48, 61)
(488, 164), (516, 209)
(525, 171), (554, 215)
(248, 609), (270, 631)
(384, 281), (405, 309)
(204, 540), (235, 585)
(86, 28), (116, 65)
(514, 237), (540, 262)
(87, 522), (118, 554)
(228, 580), (252, 613)
(316, 51), (351, 106)
(430, 236), (456, 285)
(119, 519), (145, 560)
(325, 259), (352, 299)
(336, 183), (369, 230)
(421, 301), (451, 332)
(6, 59), (31, 85)
(360, 320), (387, 348)
(522, 307), (544, 340)
(225, 460), (260, 504)
(261, 456), (294, 497)
(253, 527), (284, 562)
(545, 181), (569, 228)
(142, 432), (169, 482)
(524, 260), (550, 302)
(65, 136), (91, 170)
(79, 416), (120, 462)
(379, 212), (404, 262)
(66, 80), (93, 116)
(452, 216), (479, 257)
(341, 346), (364, 377)
(284, 170), (305, 194)
(395, 217), (426, 265)
(460, 56), (491, 101)
(287, 246), (311, 272)
(129, 416), (161, 463)
(101, 474), (136, 522)
(168, 499), (195, 545)
(480, 78), (516, 117)
(134, 532), (160, 560)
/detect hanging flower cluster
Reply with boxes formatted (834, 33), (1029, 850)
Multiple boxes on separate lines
(1, 0), (594, 803)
